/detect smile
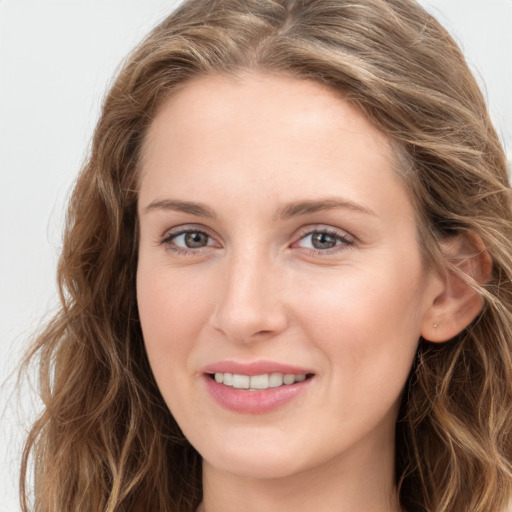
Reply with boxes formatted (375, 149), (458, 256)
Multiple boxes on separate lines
(203, 369), (314, 414)
(212, 372), (309, 390)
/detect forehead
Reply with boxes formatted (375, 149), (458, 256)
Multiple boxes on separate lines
(138, 72), (411, 224)
(141, 72), (394, 172)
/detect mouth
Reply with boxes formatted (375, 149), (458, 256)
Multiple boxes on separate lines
(202, 361), (315, 413)
(208, 372), (315, 391)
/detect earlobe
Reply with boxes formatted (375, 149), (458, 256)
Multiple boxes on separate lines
(421, 234), (491, 343)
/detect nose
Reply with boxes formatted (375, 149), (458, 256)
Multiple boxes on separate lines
(210, 251), (289, 344)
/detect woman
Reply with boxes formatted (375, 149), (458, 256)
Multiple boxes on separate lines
(20, 0), (512, 511)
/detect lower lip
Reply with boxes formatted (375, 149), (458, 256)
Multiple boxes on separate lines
(203, 375), (313, 414)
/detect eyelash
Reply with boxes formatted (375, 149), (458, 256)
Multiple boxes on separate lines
(292, 228), (355, 255)
(160, 226), (355, 256)
(160, 226), (218, 255)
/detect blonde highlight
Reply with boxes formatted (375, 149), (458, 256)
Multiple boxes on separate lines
(20, 1), (512, 511)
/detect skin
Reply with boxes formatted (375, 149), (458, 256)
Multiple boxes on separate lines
(136, 73), (448, 512)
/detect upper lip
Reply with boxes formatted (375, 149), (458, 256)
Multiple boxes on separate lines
(201, 360), (314, 376)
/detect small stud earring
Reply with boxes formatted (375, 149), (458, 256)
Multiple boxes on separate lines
(433, 322), (439, 328)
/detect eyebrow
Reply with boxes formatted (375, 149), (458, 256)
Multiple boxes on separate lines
(143, 199), (217, 219)
(143, 197), (375, 220)
(275, 198), (376, 220)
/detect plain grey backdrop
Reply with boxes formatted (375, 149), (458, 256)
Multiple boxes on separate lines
(1, 1), (511, 510)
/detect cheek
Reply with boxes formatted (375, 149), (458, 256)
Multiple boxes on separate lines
(136, 263), (217, 385)
(293, 259), (424, 389)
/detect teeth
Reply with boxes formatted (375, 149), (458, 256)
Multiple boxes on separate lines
(232, 374), (250, 389)
(250, 374), (269, 389)
(269, 373), (283, 388)
(213, 372), (308, 390)
(283, 374), (295, 385)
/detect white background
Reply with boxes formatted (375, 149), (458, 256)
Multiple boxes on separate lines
(1, 1), (511, 510)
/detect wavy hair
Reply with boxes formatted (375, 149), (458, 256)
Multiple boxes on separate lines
(20, 0), (512, 511)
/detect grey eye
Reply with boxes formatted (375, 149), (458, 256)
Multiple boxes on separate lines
(295, 229), (354, 252)
(310, 232), (338, 249)
(183, 231), (209, 248)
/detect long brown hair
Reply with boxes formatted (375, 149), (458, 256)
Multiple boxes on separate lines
(20, 1), (512, 511)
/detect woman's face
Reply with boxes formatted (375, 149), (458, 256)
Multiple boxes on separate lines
(137, 73), (443, 480)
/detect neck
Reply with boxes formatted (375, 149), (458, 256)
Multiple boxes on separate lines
(199, 426), (401, 512)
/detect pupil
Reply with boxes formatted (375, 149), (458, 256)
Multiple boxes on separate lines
(312, 232), (336, 249)
(185, 232), (208, 248)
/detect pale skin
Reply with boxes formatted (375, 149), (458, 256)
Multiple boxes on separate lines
(136, 73), (487, 512)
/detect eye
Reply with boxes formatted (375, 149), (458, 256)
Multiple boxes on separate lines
(161, 228), (219, 253)
(294, 228), (354, 253)
(173, 231), (210, 248)
(304, 232), (339, 250)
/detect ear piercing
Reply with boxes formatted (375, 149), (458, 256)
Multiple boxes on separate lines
(433, 322), (439, 328)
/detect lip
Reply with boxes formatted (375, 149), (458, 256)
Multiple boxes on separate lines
(201, 360), (315, 414)
(201, 360), (313, 376)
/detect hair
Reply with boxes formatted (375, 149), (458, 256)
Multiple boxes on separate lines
(20, 0), (512, 511)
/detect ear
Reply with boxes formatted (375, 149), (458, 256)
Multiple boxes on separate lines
(421, 234), (491, 343)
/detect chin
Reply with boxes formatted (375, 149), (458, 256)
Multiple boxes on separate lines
(194, 430), (322, 481)
(203, 450), (307, 480)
